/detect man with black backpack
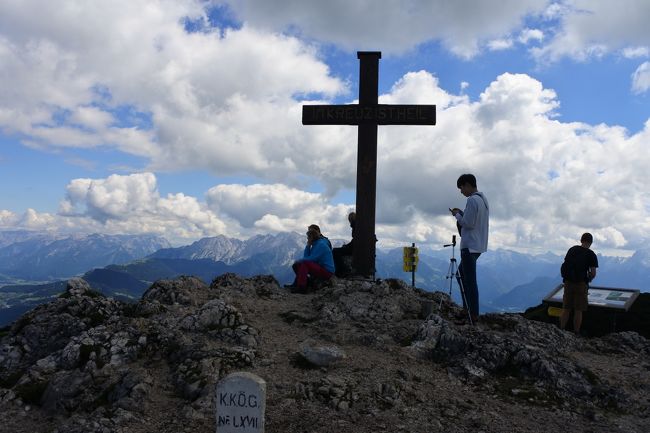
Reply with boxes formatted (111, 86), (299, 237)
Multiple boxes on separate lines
(560, 232), (598, 335)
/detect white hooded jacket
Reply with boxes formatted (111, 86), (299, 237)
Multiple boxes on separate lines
(455, 191), (489, 253)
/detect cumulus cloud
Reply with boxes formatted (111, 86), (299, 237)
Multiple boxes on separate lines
(19, 209), (56, 229)
(0, 210), (18, 227)
(532, 0), (650, 62)
(205, 183), (355, 239)
(1, 0), (650, 256)
(1, 0), (645, 194)
(0, 0), (344, 171)
(622, 46), (649, 59)
(519, 28), (544, 44)
(221, 0), (548, 58)
(62, 173), (159, 221)
(487, 39), (514, 51)
(4, 66), (650, 254)
(56, 172), (229, 243)
(69, 106), (115, 131)
(369, 69), (650, 253)
(206, 184), (325, 227)
(222, 1), (647, 65)
(632, 61), (650, 94)
(41, 173), (353, 245)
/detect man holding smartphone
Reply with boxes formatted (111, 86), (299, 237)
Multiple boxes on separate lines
(450, 174), (489, 324)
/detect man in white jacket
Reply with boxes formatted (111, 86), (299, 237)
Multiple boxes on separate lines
(450, 174), (489, 324)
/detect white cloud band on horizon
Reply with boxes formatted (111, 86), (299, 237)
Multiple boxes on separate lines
(1, 62), (649, 254)
(0, 0), (649, 256)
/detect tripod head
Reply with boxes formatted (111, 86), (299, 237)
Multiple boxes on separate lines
(443, 235), (456, 248)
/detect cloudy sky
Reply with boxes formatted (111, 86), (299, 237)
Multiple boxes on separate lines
(0, 0), (648, 255)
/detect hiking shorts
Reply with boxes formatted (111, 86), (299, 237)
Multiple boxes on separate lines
(563, 281), (589, 311)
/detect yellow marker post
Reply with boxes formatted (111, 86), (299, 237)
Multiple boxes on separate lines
(403, 243), (419, 287)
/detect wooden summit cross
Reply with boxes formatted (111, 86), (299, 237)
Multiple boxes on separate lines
(302, 51), (436, 277)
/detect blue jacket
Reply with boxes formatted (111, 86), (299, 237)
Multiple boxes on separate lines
(300, 236), (335, 273)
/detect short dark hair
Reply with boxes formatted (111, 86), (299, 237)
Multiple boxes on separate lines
(308, 224), (321, 233)
(581, 232), (593, 244)
(457, 174), (477, 188)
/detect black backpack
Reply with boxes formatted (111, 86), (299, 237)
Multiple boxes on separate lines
(561, 257), (582, 282)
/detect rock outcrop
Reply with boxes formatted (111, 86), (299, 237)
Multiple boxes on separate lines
(0, 274), (648, 433)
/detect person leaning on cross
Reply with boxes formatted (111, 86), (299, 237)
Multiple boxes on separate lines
(333, 212), (356, 277)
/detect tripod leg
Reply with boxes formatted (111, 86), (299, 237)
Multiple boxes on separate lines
(439, 260), (455, 311)
(447, 262), (455, 296)
(455, 268), (474, 326)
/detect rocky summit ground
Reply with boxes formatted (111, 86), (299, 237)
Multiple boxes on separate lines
(0, 274), (649, 433)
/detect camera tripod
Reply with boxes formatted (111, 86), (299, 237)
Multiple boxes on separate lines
(441, 235), (474, 326)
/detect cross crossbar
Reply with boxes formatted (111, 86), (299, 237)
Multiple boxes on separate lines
(301, 51), (437, 277)
(302, 104), (436, 125)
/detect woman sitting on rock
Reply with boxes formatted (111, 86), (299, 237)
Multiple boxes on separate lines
(286, 225), (335, 293)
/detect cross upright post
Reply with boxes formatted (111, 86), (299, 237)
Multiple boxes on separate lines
(355, 51), (380, 277)
(302, 51), (436, 278)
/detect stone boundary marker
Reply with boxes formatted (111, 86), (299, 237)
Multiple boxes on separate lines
(215, 372), (266, 433)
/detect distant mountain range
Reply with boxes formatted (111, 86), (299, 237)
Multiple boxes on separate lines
(150, 232), (303, 264)
(0, 230), (648, 327)
(0, 231), (170, 283)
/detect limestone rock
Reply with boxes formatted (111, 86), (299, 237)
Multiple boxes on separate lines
(142, 276), (208, 306)
(65, 278), (94, 297)
(210, 273), (284, 299)
(0, 274), (648, 433)
(300, 341), (347, 367)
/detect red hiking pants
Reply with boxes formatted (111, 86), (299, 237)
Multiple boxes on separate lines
(292, 260), (333, 289)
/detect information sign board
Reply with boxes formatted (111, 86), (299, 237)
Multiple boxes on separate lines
(543, 284), (640, 311)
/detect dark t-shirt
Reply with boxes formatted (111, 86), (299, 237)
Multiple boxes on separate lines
(564, 245), (598, 283)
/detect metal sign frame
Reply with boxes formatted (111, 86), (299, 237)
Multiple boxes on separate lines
(543, 284), (640, 311)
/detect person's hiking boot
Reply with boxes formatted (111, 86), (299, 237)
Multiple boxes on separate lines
(293, 285), (308, 294)
(285, 283), (307, 293)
